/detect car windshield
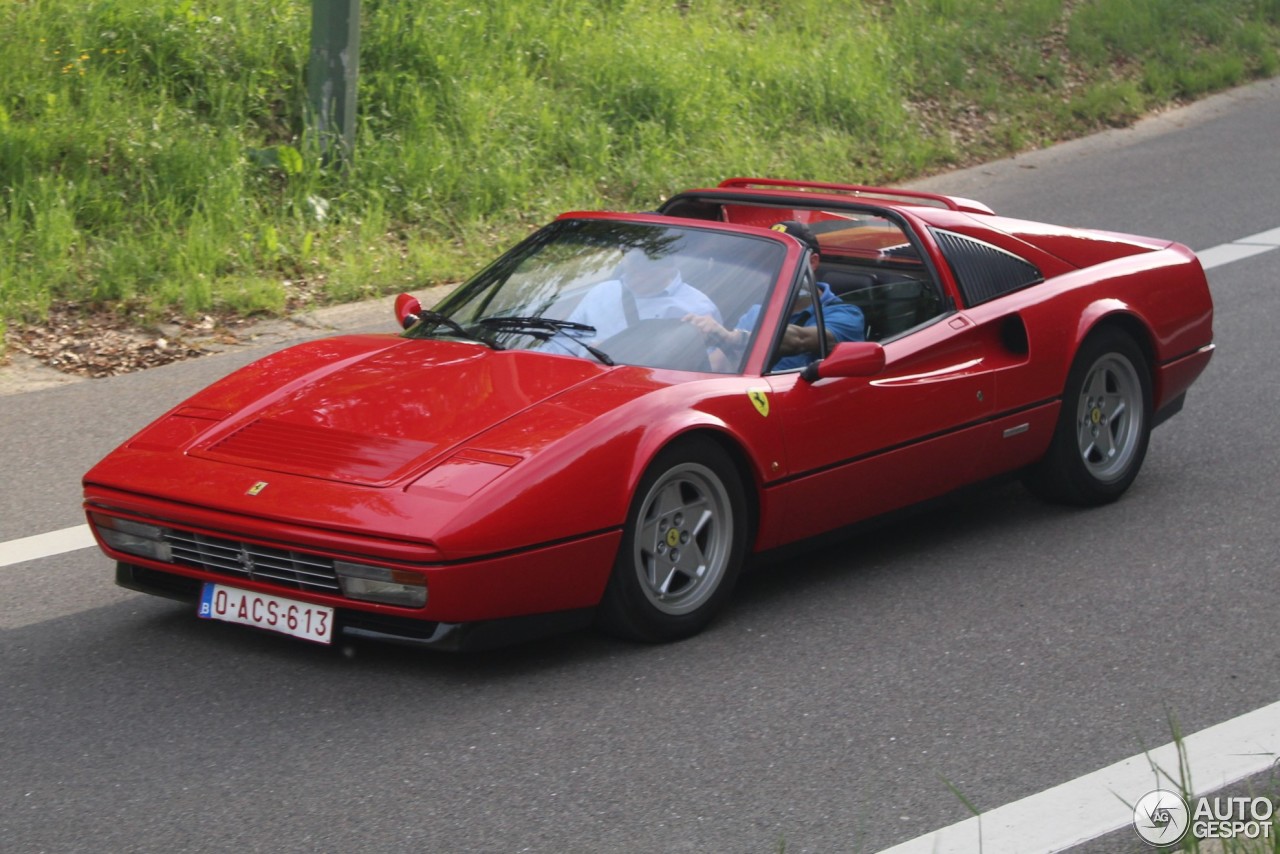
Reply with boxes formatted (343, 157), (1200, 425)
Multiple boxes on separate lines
(407, 219), (786, 373)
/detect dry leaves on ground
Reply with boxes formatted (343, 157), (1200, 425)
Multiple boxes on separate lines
(3, 303), (251, 378)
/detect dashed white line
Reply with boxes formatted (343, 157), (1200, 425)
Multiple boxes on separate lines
(1199, 242), (1276, 270)
(1198, 226), (1280, 270)
(0, 524), (96, 568)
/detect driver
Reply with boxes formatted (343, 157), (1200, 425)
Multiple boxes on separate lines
(564, 250), (721, 343)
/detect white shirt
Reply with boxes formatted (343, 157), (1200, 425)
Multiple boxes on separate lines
(566, 274), (721, 342)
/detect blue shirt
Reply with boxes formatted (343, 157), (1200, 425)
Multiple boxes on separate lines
(736, 282), (865, 371)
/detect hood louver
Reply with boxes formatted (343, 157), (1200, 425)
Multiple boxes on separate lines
(194, 418), (436, 487)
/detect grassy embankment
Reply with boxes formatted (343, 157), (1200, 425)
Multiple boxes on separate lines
(2, 0), (1279, 350)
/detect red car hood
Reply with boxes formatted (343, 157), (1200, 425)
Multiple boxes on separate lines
(182, 336), (608, 487)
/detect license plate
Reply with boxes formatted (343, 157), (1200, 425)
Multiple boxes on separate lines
(198, 583), (334, 645)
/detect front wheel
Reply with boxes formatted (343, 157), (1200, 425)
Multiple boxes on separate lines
(597, 437), (748, 642)
(1024, 328), (1152, 506)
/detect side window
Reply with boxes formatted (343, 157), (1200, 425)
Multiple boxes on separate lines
(809, 216), (947, 343)
(766, 262), (870, 373)
(816, 260), (945, 343)
(930, 228), (1043, 306)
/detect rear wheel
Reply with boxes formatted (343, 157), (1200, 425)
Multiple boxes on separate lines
(1025, 328), (1152, 506)
(597, 437), (747, 642)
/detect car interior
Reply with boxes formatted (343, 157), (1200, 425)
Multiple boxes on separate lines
(662, 197), (949, 343)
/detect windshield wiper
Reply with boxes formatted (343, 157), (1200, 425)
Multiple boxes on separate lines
(411, 309), (501, 349)
(477, 316), (614, 366)
(479, 316), (596, 334)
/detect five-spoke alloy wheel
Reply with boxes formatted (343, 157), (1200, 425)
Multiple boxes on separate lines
(598, 437), (748, 642)
(1026, 327), (1153, 505)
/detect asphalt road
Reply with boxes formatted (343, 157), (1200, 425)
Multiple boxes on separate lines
(2, 78), (1278, 854)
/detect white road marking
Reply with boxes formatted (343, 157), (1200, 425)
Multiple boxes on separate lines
(1199, 242), (1276, 270)
(1198, 226), (1280, 270)
(881, 700), (1280, 853)
(0, 524), (96, 568)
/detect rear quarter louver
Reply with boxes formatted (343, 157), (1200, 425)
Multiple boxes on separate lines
(931, 228), (1044, 307)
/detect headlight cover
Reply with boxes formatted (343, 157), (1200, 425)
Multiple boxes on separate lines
(334, 560), (427, 608)
(90, 513), (173, 562)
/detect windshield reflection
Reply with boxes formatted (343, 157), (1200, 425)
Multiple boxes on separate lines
(407, 219), (785, 374)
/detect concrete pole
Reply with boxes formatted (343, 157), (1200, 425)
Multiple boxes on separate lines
(307, 0), (360, 165)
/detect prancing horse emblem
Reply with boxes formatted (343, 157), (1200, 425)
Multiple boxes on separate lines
(246, 481), (268, 496)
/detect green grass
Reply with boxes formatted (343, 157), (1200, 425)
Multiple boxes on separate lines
(2, 0), (1279, 332)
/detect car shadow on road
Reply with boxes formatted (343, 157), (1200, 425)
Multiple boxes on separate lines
(727, 476), (1099, 624)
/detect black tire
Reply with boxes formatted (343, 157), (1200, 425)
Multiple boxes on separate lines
(1024, 327), (1153, 506)
(597, 437), (748, 642)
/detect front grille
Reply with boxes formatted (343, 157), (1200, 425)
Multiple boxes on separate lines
(164, 529), (341, 594)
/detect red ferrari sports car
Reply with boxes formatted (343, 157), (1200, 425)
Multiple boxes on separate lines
(83, 178), (1214, 650)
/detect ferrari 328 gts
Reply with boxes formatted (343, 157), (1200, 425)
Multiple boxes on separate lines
(83, 178), (1214, 649)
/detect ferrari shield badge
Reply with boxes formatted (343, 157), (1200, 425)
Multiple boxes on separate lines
(747, 388), (770, 418)
(246, 481), (269, 496)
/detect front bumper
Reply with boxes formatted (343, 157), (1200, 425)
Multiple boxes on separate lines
(85, 485), (621, 647)
(116, 563), (595, 651)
